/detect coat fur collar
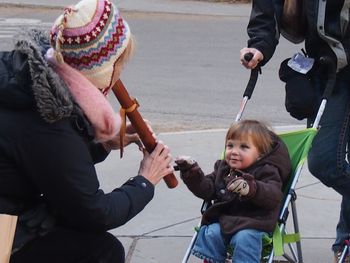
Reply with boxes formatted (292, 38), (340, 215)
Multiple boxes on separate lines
(14, 29), (74, 123)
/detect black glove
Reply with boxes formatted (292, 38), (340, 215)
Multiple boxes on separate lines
(279, 58), (316, 120)
(13, 203), (56, 252)
(19, 203), (56, 236)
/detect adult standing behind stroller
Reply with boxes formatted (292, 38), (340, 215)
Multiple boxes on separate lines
(240, 1), (350, 261)
(175, 120), (291, 263)
(0, 0), (173, 262)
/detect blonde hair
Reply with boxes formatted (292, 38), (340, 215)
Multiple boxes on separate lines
(116, 34), (135, 68)
(225, 120), (274, 156)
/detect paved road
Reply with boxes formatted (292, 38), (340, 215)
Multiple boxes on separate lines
(0, 1), (304, 133)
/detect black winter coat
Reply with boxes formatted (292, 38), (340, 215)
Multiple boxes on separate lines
(181, 134), (291, 235)
(248, 0), (350, 71)
(0, 30), (154, 233)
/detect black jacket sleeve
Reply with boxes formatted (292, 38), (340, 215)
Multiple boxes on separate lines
(19, 117), (154, 232)
(247, 0), (280, 66)
(88, 142), (109, 163)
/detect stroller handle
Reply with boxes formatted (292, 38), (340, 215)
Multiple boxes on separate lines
(235, 52), (262, 122)
(242, 52), (261, 99)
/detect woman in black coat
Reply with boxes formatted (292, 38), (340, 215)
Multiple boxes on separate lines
(0, 0), (174, 262)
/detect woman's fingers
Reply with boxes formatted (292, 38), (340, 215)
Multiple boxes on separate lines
(138, 141), (173, 185)
(240, 47), (264, 69)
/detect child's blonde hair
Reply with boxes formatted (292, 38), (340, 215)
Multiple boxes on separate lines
(225, 120), (274, 156)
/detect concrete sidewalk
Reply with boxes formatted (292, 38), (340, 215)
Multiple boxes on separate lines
(96, 127), (341, 263)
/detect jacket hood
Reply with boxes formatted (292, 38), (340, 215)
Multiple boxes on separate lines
(0, 29), (73, 123)
(252, 132), (291, 183)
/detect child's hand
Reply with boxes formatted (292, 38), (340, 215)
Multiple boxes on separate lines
(227, 177), (250, 196)
(227, 171), (257, 198)
(174, 155), (196, 172)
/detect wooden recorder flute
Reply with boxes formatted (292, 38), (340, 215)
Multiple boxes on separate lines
(111, 79), (178, 189)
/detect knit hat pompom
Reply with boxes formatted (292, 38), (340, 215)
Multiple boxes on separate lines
(50, 0), (130, 92)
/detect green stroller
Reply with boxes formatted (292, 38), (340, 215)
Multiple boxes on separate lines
(181, 55), (336, 263)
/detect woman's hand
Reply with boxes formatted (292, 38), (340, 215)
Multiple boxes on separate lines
(240, 47), (264, 69)
(138, 141), (173, 186)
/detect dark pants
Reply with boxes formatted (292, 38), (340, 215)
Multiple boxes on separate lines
(10, 227), (125, 263)
(307, 69), (350, 252)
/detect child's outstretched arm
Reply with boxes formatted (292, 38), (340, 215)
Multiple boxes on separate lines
(175, 156), (216, 200)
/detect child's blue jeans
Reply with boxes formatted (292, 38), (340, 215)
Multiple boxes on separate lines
(192, 223), (265, 263)
(307, 71), (350, 253)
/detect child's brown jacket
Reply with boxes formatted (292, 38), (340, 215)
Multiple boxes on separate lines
(181, 134), (292, 235)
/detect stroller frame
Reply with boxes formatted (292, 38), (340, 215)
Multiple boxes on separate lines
(338, 238), (350, 263)
(182, 56), (336, 263)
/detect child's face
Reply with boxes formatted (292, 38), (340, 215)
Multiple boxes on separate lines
(225, 137), (260, 170)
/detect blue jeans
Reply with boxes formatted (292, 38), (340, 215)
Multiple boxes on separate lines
(307, 71), (350, 252)
(192, 223), (265, 263)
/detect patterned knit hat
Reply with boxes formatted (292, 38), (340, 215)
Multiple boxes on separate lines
(50, 0), (130, 92)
